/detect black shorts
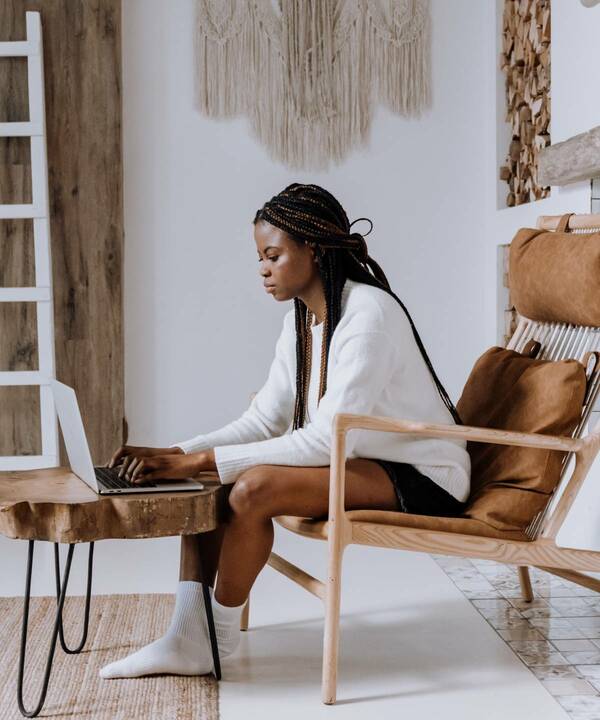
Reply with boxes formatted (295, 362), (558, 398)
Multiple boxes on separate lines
(371, 459), (467, 517)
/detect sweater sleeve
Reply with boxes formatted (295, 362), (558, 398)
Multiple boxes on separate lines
(169, 312), (295, 454)
(212, 330), (399, 485)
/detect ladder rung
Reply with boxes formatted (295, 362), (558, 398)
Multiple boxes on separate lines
(0, 13), (57, 476)
(0, 455), (58, 471)
(0, 41), (34, 57)
(0, 204), (44, 219)
(0, 287), (51, 302)
(0, 371), (48, 386)
(0, 121), (43, 137)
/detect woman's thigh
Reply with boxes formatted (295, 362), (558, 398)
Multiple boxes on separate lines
(229, 458), (399, 519)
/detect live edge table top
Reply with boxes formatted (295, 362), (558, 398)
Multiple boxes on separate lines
(0, 467), (229, 544)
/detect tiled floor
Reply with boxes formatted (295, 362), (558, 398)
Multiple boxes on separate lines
(431, 554), (600, 720)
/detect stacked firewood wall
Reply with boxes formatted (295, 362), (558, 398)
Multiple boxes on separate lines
(499, 0), (551, 207)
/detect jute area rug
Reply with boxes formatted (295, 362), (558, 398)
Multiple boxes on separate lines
(0, 594), (219, 720)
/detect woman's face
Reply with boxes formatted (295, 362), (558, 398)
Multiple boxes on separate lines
(254, 219), (319, 301)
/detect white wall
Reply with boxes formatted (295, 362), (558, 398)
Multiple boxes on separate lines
(16, 0), (598, 595)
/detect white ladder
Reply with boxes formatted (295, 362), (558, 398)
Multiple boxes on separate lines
(0, 12), (58, 470)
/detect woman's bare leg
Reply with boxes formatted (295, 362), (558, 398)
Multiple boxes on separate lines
(179, 525), (226, 585)
(100, 459), (395, 678)
(214, 511), (275, 607)
(214, 458), (397, 607)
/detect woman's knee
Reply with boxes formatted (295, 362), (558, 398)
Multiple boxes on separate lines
(228, 465), (277, 516)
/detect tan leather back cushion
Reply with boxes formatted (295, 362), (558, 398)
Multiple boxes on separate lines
(456, 346), (587, 533)
(509, 215), (600, 326)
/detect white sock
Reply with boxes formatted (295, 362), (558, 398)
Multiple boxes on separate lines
(209, 586), (245, 658)
(99, 581), (214, 679)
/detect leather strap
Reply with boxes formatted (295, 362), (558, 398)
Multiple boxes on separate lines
(522, 339), (541, 358)
(556, 213), (575, 233)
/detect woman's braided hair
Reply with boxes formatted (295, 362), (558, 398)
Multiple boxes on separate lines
(253, 183), (462, 431)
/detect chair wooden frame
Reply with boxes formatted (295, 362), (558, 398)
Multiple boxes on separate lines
(241, 212), (600, 704)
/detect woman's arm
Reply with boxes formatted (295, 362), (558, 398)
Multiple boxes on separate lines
(209, 330), (399, 484)
(125, 447), (218, 484)
(196, 448), (217, 472)
(128, 330), (397, 486)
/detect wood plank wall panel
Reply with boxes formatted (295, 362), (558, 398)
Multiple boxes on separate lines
(0, 1), (124, 465)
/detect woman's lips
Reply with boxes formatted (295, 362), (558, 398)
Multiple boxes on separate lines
(264, 284), (276, 293)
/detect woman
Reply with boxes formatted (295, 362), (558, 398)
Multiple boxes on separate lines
(99, 183), (470, 680)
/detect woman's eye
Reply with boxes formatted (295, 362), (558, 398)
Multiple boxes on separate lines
(258, 256), (278, 262)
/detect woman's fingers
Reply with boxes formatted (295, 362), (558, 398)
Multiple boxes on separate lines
(108, 446), (172, 471)
(131, 459), (158, 485)
(128, 458), (144, 484)
(108, 446), (128, 469)
(125, 458), (141, 479)
(117, 455), (131, 478)
(129, 455), (190, 485)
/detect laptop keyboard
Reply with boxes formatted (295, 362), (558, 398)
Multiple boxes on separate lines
(94, 466), (158, 489)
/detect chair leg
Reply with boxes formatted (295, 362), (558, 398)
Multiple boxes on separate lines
(197, 551), (221, 680)
(17, 540), (76, 718)
(240, 594), (250, 631)
(518, 566), (534, 602)
(54, 542), (94, 653)
(322, 544), (345, 705)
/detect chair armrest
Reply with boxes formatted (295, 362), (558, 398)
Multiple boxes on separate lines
(325, 414), (600, 544)
(332, 413), (583, 453)
(324, 413), (584, 543)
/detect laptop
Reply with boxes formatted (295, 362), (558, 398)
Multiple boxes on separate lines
(50, 379), (205, 495)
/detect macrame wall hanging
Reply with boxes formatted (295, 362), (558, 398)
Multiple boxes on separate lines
(195, 0), (431, 170)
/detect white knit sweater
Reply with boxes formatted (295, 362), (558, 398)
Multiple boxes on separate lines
(171, 278), (471, 502)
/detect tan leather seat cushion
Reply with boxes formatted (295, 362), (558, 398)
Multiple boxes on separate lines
(456, 346), (587, 534)
(276, 511), (532, 542)
(509, 225), (600, 326)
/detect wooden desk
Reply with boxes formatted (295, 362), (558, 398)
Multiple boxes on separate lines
(0, 467), (229, 542)
(0, 467), (229, 718)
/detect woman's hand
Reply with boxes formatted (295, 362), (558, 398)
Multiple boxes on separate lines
(126, 452), (208, 486)
(106, 445), (184, 478)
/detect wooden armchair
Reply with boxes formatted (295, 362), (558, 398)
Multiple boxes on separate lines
(241, 212), (600, 705)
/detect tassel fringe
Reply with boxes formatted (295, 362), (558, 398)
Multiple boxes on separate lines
(195, 0), (431, 170)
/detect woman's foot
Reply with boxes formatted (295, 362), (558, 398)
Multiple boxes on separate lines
(212, 587), (245, 657)
(99, 633), (214, 678)
(99, 581), (214, 679)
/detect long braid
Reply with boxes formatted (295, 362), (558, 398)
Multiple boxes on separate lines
(254, 183), (463, 431)
(292, 297), (308, 428)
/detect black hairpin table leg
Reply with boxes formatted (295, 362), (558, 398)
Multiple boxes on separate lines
(17, 540), (94, 718)
(54, 541), (94, 653)
(18, 540), (74, 718)
(197, 552), (221, 680)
